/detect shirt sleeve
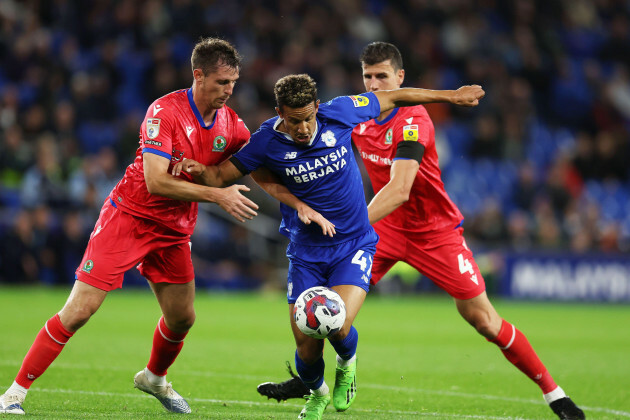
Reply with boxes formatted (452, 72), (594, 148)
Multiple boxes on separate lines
(231, 128), (269, 173)
(320, 92), (381, 128)
(392, 108), (433, 148)
(234, 116), (251, 149)
(140, 101), (174, 161)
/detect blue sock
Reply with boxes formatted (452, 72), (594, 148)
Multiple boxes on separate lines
(328, 325), (358, 360)
(295, 350), (325, 390)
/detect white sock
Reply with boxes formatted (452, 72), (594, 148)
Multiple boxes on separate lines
(144, 367), (167, 387)
(336, 354), (356, 367)
(6, 382), (27, 402)
(312, 382), (329, 396)
(543, 386), (566, 404)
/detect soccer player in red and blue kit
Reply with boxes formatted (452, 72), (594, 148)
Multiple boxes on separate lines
(257, 43), (585, 420)
(0, 38), (260, 415)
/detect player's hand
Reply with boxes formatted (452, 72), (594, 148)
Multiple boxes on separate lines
(215, 184), (259, 222)
(172, 158), (206, 177)
(297, 204), (336, 237)
(451, 85), (485, 107)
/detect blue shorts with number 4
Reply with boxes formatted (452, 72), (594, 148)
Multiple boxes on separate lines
(286, 229), (378, 303)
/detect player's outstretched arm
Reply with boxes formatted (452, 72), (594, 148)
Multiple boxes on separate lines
(367, 159), (419, 224)
(251, 168), (336, 237)
(145, 153), (258, 222)
(374, 85), (485, 114)
(171, 158), (241, 188)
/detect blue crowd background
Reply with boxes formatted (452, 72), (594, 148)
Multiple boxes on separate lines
(0, 0), (629, 291)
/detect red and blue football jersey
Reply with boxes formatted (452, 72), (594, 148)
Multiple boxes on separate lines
(352, 105), (463, 234)
(110, 88), (250, 235)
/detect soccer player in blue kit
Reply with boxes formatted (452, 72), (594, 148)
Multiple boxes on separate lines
(172, 74), (483, 419)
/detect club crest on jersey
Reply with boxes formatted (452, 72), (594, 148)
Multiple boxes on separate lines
(213, 136), (227, 152)
(403, 124), (419, 141)
(321, 130), (337, 147)
(146, 118), (161, 139)
(350, 95), (370, 107)
(82, 260), (94, 273)
(385, 128), (393, 145)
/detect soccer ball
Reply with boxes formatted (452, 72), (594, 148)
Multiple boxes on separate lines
(293, 287), (346, 339)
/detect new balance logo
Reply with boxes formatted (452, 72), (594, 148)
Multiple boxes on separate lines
(284, 152), (297, 159)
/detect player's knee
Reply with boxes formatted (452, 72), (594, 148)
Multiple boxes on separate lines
(297, 347), (322, 364)
(461, 310), (492, 338)
(296, 339), (324, 364)
(468, 314), (501, 339)
(59, 305), (96, 332)
(329, 324), (350, 341)
(168, 311), (196, 333)
(474, 321), (495, 338)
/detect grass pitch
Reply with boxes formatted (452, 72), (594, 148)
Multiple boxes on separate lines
(1, 285), (629, 419)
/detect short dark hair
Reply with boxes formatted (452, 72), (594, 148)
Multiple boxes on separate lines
(360, 42), (403, 71)
(274, 74), (318, 109)
(191, 37), (242, 75)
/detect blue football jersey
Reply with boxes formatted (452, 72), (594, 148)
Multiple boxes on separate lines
(232, 92), (381, 246)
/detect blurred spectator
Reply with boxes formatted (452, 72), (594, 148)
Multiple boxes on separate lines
(571, 131), (597, 181)
(51, 210), (91, 284)
(0, 210), (39, 283)
(469, 197), (508, 246)
(593, 130), (629, 181)
(20, 133), (68, 209)
(470, 113), (503, 159)
(68, 147), (120, 210)
(506, 210), (533, 252)
(0, 125), (32, 189)
(512, 162), (538, 211)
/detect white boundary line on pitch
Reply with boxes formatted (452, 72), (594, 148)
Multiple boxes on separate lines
(2, 360), (629, 418)
(0, 387), (528, 419)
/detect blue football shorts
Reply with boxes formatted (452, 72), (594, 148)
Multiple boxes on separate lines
(286, 229), (378, 303)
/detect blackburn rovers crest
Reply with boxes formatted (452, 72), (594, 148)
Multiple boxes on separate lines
(385, 128), (393, 145)
(82, 260), (94, 273)
(213, 136), (227, 151)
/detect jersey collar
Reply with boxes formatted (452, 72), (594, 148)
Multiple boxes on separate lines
(274, 117), (319, 146)
(374, 107), (399, 125)
(187, 88), (218, 130)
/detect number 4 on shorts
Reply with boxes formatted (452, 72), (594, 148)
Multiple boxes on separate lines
(352, 250), (373, 275)
(458, 253), (478, 284)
